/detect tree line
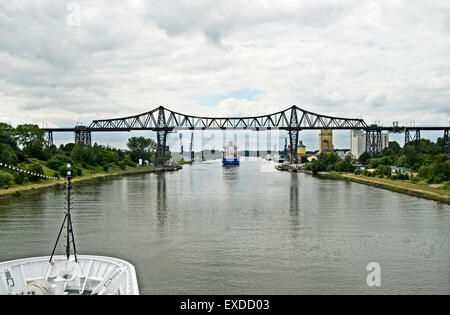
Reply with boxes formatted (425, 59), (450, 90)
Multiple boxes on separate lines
(305, 139), (449, 184)
(0, 122), (163, 186)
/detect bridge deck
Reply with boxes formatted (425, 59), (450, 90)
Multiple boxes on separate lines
(43, 126), (450, 132)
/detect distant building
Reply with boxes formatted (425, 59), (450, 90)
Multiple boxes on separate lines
(350, 130), (367, 158)
(350, 130), (389, 158)
(297, 141), (306, 159)
(335, 149), (351, 159)
(392, 166), (412, 174)
(319, 130), (334, 153)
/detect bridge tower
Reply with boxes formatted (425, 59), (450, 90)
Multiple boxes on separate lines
(444, 130), (449, 153)
(45, 131), (53, 146)
(289, 107), (299, 164)
(74, 126), (91, 146)
(155, 106), (169, 167)
(405, 129), (421, 152)
(190, 133), (194, 161)
(180, 133), (183, 155)
(245, 133), (250, 157)
(366, 128), (382, 157)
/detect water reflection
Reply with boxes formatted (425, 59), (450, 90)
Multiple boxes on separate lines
(156, 174), (167, 233)
(289, 173), (300, 232)
(222, 165), (239, 180)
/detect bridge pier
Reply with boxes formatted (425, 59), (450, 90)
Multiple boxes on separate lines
(245, 133), (250, 157)
(289, 130), (299, 164)
(156, 130), (168, 167)
(74, 126), (91, 146)
(366, 129), (383, 157)
(289, 106), (299, 164)
(155, 106), (169, 167)
(45, 131), (53, 146)
(405, 129), (421, 152)
(444, 130), (449, 153)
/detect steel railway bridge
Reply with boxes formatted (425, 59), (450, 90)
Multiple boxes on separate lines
(44, 105), (449, 166)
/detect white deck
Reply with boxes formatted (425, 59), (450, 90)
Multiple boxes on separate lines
(0, 255), (139, 295)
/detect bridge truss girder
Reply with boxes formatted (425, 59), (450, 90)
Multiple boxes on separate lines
(88, 105), (367, 165)
(89, 106), (368, 131)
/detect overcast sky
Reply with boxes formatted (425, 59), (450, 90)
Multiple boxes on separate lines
(0, 0), (449, 150)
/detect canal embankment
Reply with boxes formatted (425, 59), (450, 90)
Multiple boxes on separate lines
(329, 172), (450, 204)
(276, 164), (450, 204)
(0, 165), (182, 199)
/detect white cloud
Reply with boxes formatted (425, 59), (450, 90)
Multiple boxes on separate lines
(0, 0), (449, 149)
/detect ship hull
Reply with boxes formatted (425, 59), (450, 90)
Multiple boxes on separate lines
(0, 255), (139, 295)
(222, 158), (240, 166)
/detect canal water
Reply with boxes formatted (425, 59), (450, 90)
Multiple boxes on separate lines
(0, 159), (449, 294)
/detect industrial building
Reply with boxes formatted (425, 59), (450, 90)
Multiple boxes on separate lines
(350, 130), (389, 158)
(319, 130), (334, 153)
(297, 141), (306, 159)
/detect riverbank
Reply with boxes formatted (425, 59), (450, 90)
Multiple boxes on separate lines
(276, 164), (449, 204)
(0, 165), (182, 199)
(328, 172), (450, 204)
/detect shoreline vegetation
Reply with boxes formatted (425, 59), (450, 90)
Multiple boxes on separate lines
(0, 165), (182, 199)
(276, 136), (449, 204)
(276, 164), (450, 205)
(328, 172), (449, 204)
(1, 123), (185, 199)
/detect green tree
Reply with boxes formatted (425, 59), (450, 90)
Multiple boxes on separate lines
(0, 123), (17, 149)
(0, 170), (14, 186)
(376, 165), (392, 177)
(388, 141), (401, 155)
(127, 137), (157, 162)
(401, 145), (417, 166)
(46, 154), (73, 171)
(0, 143), (19, 165)
(15, 124), (47, 159)
(396, 155), (409, 167)
(336, 155), (356, 172)
(358, 152), (371, 165)
(26, 163), (44, 182)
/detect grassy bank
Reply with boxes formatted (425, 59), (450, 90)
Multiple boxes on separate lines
(0, 165), (182, 198)
(327, 172), (450, 204)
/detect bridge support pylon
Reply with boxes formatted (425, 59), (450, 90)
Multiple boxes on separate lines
(155, 106), (169, 167)
(444, 130), (449, 153)
(45, 131), (53, 146)
(366, 129), (383, 157)
(289, 107), (299, 164)
(405, 129), (421, 152)
(289, 130), (299, 164)
(156, 130), (168, 167)
(74, 126), (91, 146)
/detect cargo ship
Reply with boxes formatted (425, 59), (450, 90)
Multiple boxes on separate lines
(222, 142), (240, 166)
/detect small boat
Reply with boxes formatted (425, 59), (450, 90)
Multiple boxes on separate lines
(264, 154), (272, 161)
(0, 164), (139, 295)
(223, 142), (240, 166)
(272, 154), (285, 163)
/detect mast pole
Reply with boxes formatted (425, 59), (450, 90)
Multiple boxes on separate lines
(66, 175), (71, 260)
(49, 163), (77, 263)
